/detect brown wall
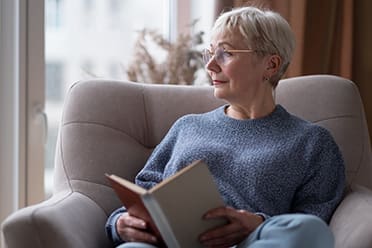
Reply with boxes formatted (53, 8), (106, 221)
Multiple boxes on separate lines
(270, 0), (372, 143)
(354, 0), (372, 142)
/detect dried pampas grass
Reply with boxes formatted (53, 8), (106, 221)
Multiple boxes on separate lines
(127, 27), (205, 85)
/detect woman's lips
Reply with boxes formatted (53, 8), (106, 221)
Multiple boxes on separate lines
(213, 80), (228, 85)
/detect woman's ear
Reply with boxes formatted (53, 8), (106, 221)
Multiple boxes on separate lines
(266, 54), (282, 74)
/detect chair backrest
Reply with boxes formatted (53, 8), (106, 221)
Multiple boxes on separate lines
(53, 75), (372, 215)
(275, 75), (372, 190)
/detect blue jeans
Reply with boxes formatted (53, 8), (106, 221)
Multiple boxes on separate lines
(116, 214), (334, 248)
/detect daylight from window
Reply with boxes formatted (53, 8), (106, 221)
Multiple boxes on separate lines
(45, 0), (166, 197)
(44, 0), (214, 197)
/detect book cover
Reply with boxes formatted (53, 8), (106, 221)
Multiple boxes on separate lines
(106, 160), (226, 248)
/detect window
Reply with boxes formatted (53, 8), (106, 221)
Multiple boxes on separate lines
(108, 0), (121, 29)
(44, 0), (168, 198)
(44, 0), (215, 198)
(46, 0), (62, 29)
(45, 62), (64, 102)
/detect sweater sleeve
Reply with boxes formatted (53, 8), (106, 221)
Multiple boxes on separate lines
(105, 207), (126, 246)
(135, 118), (182, 189)
(292, 127), (346, 222)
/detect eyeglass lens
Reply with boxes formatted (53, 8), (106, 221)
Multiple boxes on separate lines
(202, 49), (212, 65)
(202, 47), (228, 65)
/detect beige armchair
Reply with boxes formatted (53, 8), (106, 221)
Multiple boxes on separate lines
(2, 75), (372, 248)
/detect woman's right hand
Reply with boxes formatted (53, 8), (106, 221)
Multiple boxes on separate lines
(116, 212), (158, 244)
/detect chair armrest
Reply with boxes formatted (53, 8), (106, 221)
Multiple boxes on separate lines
(330, 185), (372, 248)
(1, 191), (113, 248)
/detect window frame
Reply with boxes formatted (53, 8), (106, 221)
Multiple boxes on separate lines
(0, 0), (45, 225)
(0, 0), (23, 225)
(23, 0), (46, 205)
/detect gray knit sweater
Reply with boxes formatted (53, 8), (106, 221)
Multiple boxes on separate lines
(106, 104), (345, 244)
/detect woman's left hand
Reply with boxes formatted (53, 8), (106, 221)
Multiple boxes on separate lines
(199, 206), (264, 248)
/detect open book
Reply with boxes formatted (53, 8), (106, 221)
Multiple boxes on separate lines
(105, 160), (226, 248)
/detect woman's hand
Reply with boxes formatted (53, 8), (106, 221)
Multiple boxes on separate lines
(199, 206), (264, 248)
(116, 212), (158, 244)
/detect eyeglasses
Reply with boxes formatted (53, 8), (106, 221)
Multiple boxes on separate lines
(202, 46), (256, 66)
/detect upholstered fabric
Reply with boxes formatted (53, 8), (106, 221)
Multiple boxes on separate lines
(2, 75), (372, 248)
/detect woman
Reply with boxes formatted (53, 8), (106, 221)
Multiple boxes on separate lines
(106, 6), (345, 248)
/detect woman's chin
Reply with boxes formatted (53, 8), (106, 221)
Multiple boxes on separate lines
(213, 88), (228, 100)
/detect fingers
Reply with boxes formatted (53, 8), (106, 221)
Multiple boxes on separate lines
(118, 226), (158, 244)
(200, 222), (248, 247)
(116, 213), (158, 244)
(118, 213), (147, 230)
(200, 206), (263, 247)
(204, 207), (263, 230)
(203, 206), (236, 219)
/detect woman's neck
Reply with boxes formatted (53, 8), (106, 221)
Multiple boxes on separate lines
(225, 97), (276, 120)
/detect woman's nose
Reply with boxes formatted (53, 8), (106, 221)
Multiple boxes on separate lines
(205, 56), (221, 73)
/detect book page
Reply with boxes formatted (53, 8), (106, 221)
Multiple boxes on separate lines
(146, 160), (226, 247)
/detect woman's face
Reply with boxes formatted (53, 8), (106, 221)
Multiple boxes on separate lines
(206, 30), (271, 105)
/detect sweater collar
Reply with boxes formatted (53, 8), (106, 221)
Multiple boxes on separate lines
(216, 104), (289, 129)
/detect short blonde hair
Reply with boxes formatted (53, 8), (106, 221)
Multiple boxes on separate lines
(212, 6), (295, 87)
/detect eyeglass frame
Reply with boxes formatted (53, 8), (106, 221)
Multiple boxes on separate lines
(202, 46), (257, 66)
